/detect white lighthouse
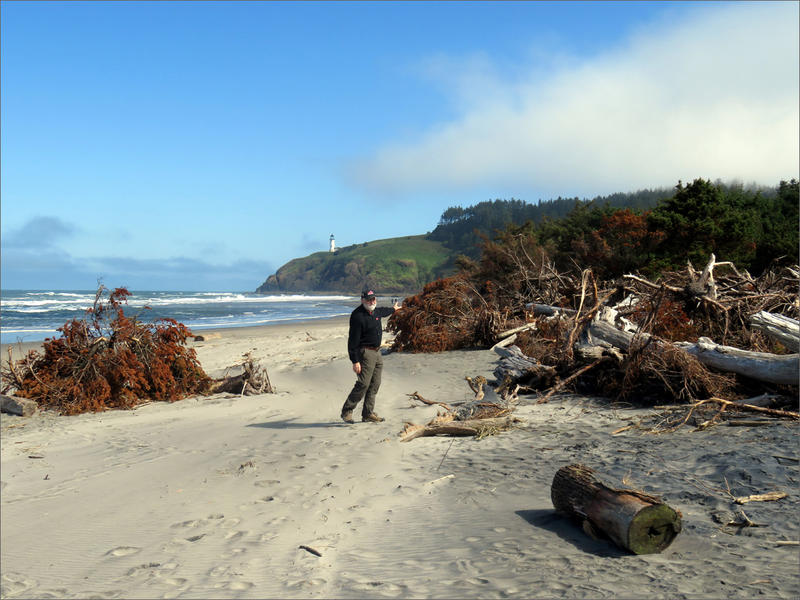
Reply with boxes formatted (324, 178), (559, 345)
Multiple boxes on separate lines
(329, 234), (336, 253)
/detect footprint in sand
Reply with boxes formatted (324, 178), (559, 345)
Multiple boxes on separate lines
(220, 547), (247, 559)
(162, 538), (190, 552)
(126, 562), (162, 576)
(1, 573), (38, 596)
(207, 565), (230, 578)
(350, 579), (406, 597)
(224, 581), (254, 591)
(286, 578), (326, 590)
(254, 479), (281, 487)
(171, 519), (203, 529)
(220, 517), (241, 528)
(29, 588), (69, 599)
(106, 546), (141, 557)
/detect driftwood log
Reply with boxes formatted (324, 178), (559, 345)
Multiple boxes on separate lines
(583, 312), (798, 386)
(399, 416), (521, 442)
(493, 345), (556, 386)
(525, 303), (577, 317)
(551, 464), (682, 554)
(749, 311), (800, 352)
(400, 375), (520, 441)
(675, 338), (799, 386)
(1, 394), (38, 417)
(212, 353), (274, 395)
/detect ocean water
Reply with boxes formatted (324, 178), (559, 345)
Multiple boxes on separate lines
(0, 290), (360, 345)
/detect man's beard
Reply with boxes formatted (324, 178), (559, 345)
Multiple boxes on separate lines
(363, 300), (376, 313)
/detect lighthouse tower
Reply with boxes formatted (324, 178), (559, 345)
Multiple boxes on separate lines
(329, 234), (336, 253)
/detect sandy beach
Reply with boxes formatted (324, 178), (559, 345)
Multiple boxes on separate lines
(1, 316), (798, 599)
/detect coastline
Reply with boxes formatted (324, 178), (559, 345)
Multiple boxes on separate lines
(2, 317), (798, 599)
(1, 315), (352, 373)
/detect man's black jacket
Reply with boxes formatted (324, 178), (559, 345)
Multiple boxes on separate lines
(347, 304), (395, 363)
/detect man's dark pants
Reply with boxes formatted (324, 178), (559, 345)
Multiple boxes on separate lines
(342, 348), (383, 417)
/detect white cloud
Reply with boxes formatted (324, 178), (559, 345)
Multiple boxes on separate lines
(351, 2), (799, 197)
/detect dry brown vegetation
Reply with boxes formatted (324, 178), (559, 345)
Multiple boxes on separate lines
(388, 231), (799, 412)
(2, 286), (211, 415)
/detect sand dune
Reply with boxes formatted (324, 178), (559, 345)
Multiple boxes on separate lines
(2, 317), (798, 598)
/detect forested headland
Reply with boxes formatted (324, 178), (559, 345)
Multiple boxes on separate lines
(257, 178), (798, 294)
(431, 178), (798, 278)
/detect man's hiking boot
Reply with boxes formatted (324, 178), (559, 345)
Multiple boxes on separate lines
(341, 410), (355, 424)
(362, 413), (385, 423)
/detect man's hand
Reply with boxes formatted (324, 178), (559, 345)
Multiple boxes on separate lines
(352, 362), (362, 375)
(393, 301), (403, 311)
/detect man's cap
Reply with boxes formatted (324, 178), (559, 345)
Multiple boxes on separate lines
(361, 289), (376, 300)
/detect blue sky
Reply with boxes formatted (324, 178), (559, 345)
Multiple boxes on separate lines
(2, 1), (797, 291)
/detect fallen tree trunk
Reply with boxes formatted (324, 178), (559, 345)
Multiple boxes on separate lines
(584, 319), (647, 352)
(750, 311), (800, 352)
(584, 318), (797, 386)
(399, 416), (521, 442)
(551, 464), (682, 555)
(676, 337), (799, 386)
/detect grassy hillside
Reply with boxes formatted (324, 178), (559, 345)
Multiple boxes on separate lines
(256, 235), (455, 294)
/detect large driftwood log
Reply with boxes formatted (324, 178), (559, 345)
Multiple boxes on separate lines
(551, 464), (682, 554)
(493, 345), (556, 387)
(750, 311), (800, 352)
(584, 319), (645, 351)
(585, 318), (798, 386)
(676, 337), (799, 386)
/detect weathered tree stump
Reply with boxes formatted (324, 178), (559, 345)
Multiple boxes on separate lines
(551, 464), (682, 554)
(212, 353), (274, 396)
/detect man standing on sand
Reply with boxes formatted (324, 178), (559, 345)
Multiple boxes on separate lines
(341, 289), (402, 424)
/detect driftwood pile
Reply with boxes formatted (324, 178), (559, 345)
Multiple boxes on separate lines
(400, 376), (521, 441)
(211, 352), (274, 396)
(490, 255), (799, 429)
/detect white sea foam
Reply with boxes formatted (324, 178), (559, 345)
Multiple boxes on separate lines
(3, 293), (356, 311)
(1, 290), (360, 344)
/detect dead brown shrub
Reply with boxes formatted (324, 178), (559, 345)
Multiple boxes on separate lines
(1, 286), (211, 414)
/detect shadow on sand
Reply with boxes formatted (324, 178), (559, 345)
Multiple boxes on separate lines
(515, 509), (627, 557)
